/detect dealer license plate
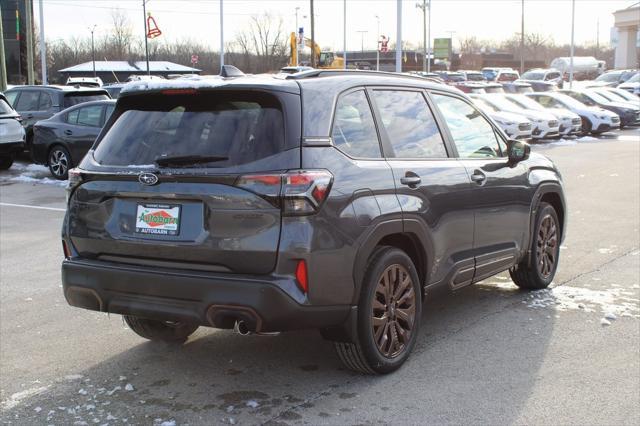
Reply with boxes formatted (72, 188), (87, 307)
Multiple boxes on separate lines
(135, 204), (181, 236)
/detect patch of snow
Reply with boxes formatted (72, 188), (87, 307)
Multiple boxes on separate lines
(246, 400), (259, 408)
(160, 421), (176, 426)
(524, 285), (640, 318)
(9, 174), (67, 187)
(578, 136), (598, 142)
(124, 383), (134, 392)
(604, 312), (617, 321)
(118, 376), (127, 381)
(78, 389), (88, 395)
(34, 406), (42, 413)
(24, 297), (33, 301)
(106, 386), (121, 396)
(609, 173), (619, 177)
(226, 405), (234, 413)
(106, 413), (117, 421)
(1, 386), (49, 410)
(600, 318), (611, 326)
(548, 139), (577, 147)
(65, 374), (84, 381)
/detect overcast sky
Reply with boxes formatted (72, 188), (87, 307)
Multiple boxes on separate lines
(36, 0), (635, 52)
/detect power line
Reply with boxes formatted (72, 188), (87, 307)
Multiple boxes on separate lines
(44, 1), (259, 16)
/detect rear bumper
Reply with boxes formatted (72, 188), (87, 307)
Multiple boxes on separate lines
(62, 259), (351, 332)
(0, 141), (25, 156)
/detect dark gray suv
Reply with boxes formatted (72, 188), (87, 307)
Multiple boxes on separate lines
(61, 69), (566, 374)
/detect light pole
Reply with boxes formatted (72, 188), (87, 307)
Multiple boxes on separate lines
(569, 0), (575, 89)
(356, 30), (368, 53)
(39, 0), (47, 84)
(220, 0), (224, 68)
(416, 1), (428, 72)
(89, 25), (97, 78)
(375, 15), (380, 71)
(520, 0), (524, 74)
(142, 0), (150, 76)
(427, 0), (431, 72)
(395, 0), (402, 73)
(343, 0), (347, 69)
(295, 7), (300, 67)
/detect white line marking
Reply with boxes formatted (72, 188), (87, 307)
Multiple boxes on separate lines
(617, 135), (640, 142)
(0, 202), (66, 212)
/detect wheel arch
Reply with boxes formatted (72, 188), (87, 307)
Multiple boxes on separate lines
(524, 182), (566, 265)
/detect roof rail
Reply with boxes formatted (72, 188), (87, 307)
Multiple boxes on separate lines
(284, 69), (434, 82)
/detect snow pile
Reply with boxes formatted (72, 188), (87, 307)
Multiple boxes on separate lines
(6, 163), (67, 187)
(524, 285), (639, 318)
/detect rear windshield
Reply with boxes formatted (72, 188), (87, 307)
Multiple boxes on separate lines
(93, 92), (286, 168)
(63, 93), (110, 108)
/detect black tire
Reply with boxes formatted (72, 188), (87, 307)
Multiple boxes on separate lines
(0, 155), (14, 170)
(509, 202), (560, 290)
(334, 246), (422, 374)
(580, 117), (592, 135)
(48, 145), (72, 180)
(123, 315), (198, 343)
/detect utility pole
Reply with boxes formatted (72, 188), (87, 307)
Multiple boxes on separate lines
(0, 7), (6, 91)
(569, 0), (575, 89)
(375, 15), (380, 71)
(295, 7), (300, 67)
(416, 1), (427, 72)
(89, 25), (97, 77)
(38, 0), (46, 84)
(142, 0), (150, 76)
(220, 0), (224, 68)
(427, 0), (431, 72)
(343, 0), (347, 69)
(395, 0), (402, 73)
(596, 18), (600, 57)
(25, 0), (34, 84)
(520, 0), (524, 74)
(310, 0), (315, 68)
(357, 30), (368, 53)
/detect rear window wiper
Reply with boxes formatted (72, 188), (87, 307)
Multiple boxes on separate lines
(154, 155), (229, 167)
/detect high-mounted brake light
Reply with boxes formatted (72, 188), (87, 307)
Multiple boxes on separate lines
(235, 170), (333, 216)
(295, 259), (308, 294)
(161, 89), (198, 95)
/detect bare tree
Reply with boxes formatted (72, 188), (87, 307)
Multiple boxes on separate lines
(110, 9), (134, 59)
(231, 13), (288, 73)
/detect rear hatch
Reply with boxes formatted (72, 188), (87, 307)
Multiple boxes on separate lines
(67, 89), (301, 274)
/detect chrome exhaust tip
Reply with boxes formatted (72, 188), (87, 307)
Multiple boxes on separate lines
(233, 320), (252, 336)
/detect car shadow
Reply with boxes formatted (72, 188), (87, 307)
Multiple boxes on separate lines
(3, 278), (555, 425)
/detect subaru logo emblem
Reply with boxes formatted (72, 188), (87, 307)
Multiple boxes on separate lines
(138, 172), (159, 186)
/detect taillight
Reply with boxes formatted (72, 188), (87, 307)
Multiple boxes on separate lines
(295, 259), (308, 293)
(66, 168), (84, 202)
(62, 240), (71, 259)
(282, 170), (332, 215)
(235, 170), (333, 216)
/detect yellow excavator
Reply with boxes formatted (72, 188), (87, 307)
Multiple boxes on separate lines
(289, 32), (344, 69)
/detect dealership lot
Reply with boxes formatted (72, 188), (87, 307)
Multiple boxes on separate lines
(1, 129), (639, 425)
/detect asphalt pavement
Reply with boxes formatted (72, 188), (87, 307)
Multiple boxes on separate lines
(1, 129), (639, 425)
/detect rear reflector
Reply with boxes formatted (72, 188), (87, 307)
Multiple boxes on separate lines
(295, 259), (308, 294)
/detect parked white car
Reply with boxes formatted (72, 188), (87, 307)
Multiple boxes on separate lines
(526, 92), (620, 134)
(471, 96), (532, 140)
(505, 94), (582, 136)
(617, 73), (640, 96)
(476, 94), (560, 139)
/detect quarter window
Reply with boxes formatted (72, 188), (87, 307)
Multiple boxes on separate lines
(371, 90), (447, 158)
(38, 93), (52, 110)
(331, 90), (381, 158)
(432, 94), (501, 159)
(4, 91), (19, 106)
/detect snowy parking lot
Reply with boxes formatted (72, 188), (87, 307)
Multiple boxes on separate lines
(1, 128), (639, 425)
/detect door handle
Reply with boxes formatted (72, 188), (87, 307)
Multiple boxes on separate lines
(400, 175), (422, 187)
(64, 130), (73, 136)
(470, 170), (486, 185)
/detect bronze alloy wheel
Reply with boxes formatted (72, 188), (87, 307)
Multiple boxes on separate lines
(372, 264), (416, 358)
(536, 214), (558, 278)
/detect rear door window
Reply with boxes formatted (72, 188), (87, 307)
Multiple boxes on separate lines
(77, 105), (104, 127)
(331, 90), (381, 158)
(371, 90), (447, 158)
(93, 92), (287, 167)
(432, 94), (502, 159)
(15, 91), (40, 111)
(38, 93), (52, 110)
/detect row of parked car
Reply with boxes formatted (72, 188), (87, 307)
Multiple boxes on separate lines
(1, 67), (638, 179)
(408, 67), (639, 142)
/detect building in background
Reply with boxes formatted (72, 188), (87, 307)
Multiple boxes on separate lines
(612, 3), (640, 69)
(1, 0), (32, 84)
(58, 61), (201, 84)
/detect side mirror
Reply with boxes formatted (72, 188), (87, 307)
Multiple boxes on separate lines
(507, 139), (530, 164)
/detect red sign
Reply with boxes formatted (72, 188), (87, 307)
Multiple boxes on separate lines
(191, 54), (199, 64)
(379, 35), (389, 53)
